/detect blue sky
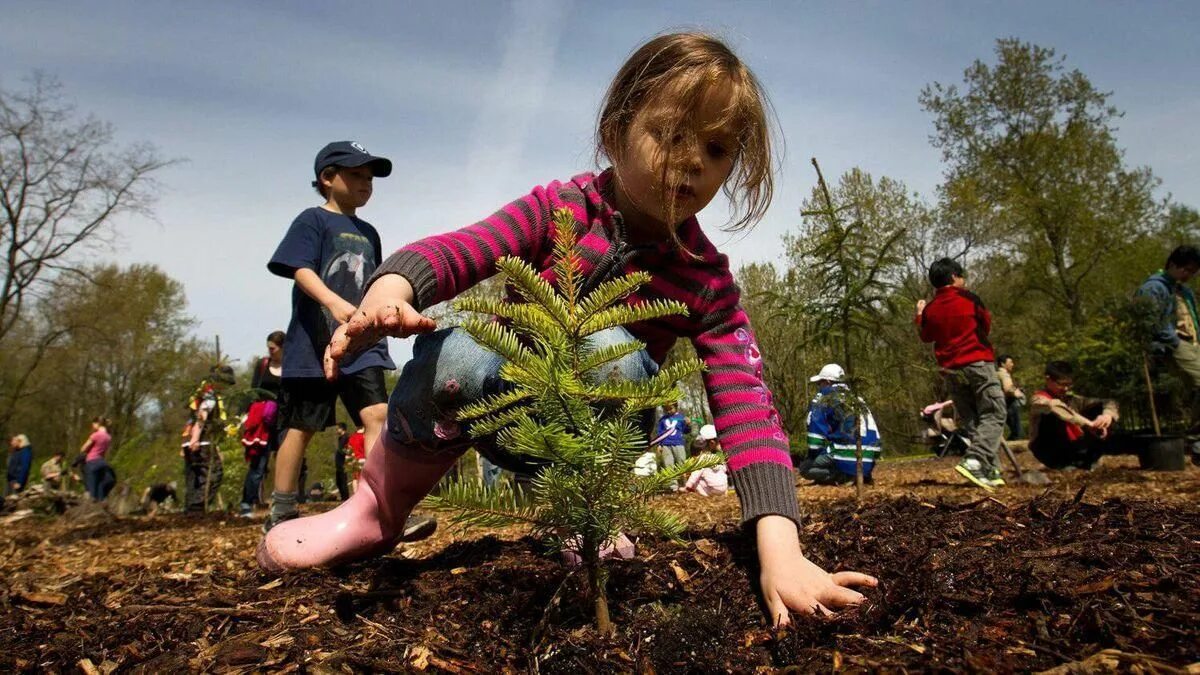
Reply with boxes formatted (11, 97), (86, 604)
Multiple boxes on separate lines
(2, 1), (1197, 366)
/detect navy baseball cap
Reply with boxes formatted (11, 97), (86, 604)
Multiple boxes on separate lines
(312, 141), (393, 182)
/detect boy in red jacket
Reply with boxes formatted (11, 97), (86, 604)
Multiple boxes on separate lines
(915, 258), (1006, 490)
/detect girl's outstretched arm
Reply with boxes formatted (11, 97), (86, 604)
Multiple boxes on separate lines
(324, 274), (437, 379)
(757, 515), (878, 626)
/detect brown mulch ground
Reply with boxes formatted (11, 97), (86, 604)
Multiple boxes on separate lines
(1, 453), (1197, 673)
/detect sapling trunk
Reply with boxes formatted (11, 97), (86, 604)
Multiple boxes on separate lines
(583, 536), (613, 635)
(854, 419), (864, 503)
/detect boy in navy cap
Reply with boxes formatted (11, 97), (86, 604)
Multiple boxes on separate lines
(264, 141), (436, 541)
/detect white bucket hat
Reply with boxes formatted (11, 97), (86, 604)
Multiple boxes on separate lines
(809, 363), (845, 383)
(699, 424), (717, 441)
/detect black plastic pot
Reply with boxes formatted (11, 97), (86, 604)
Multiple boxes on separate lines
(1131, 434), (1187, 471)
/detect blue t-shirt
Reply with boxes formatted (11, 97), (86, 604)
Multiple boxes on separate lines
(654, 412), (690, 447)
(268, 207), (394, 378)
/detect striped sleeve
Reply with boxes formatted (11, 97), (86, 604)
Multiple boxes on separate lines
(369, 185), (556, 311)
(691, 279), (800, 528)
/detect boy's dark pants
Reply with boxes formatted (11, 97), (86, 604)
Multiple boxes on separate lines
(1031, 403), (1132, 470)
(945, 361), (1006, 473)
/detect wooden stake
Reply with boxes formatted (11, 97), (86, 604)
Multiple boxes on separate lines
(1142, 355), (1161, 436)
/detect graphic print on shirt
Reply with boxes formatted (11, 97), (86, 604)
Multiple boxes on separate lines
(319, 231), (376, 341)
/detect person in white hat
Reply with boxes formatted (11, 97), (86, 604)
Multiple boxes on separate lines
(800, 364), (882, 485)
(682, 424), (728, 496)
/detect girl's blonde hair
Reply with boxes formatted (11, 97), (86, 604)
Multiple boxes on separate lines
(596, 32), (776, 235)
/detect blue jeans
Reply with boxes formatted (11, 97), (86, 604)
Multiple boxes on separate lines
(241, 451), (270, 510)
(84, 459), (115, 501)
(386, 327), (658, 472)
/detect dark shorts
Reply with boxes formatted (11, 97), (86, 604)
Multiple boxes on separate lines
(279, 367), (388, 431)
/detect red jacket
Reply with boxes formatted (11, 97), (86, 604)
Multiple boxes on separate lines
(916, 286), (995, 369)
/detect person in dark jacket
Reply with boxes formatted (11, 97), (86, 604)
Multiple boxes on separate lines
(6, 434), (33, 496)
(916, 258), (1005, 490)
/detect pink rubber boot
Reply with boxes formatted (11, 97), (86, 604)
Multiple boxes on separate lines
(257, 430), (456, 574)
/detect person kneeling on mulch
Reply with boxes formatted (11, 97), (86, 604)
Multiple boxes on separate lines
(799, 364), (882, 485)
(1029, 360), (1124, 471)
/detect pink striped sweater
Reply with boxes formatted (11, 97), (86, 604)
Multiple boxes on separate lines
(373, 170), (799, 526)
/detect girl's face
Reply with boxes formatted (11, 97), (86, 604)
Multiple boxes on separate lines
(613, 83), (738, 238)
(267, 341), (282, 360)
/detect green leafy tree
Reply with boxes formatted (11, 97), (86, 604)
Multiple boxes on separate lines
(425, 208), (710, 634)
(921, 38), (1161, 326)
(786, 160), (910, 375)
(0, 75), (173, 432)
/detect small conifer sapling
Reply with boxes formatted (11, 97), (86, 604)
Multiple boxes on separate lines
(425, 208), (715, 634)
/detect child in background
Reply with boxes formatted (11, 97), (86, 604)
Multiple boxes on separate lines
(1029, 361), (1122, 470)
(684, 425), (728, 496)
(264, 140), (435, 540)
(652, 401), (691, 489)
(916, 258), (1006, 490)
(633, 449), (658, 477)
(260, 32), (876, 626)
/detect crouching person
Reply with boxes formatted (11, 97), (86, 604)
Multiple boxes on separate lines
(799, 364), (882, 485)
(682, 424), (728, 495)
(1029, 361), (1123, 471)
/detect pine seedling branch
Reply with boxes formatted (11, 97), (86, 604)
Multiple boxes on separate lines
(424, 208), (713, 634)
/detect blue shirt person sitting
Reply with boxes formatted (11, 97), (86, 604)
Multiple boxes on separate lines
(799, 364), (882, 485)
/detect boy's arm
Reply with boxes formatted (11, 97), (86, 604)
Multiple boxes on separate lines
(915, 301), (936, 343)
(1031, 392), (1092, 427)
(295, 268), (357, 323)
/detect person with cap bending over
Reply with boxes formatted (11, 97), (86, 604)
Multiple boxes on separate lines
(799, 364), (882, 485)
(263, 141), (436, 541)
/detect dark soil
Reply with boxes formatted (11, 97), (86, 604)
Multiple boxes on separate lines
(1, 455), (1197, 673)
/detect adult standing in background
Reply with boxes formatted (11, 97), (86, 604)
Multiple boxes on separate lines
(241, 331), (286, 515)
(996, 355), (1025, 440)
(1136, 245), (1200, 465)
(80, 418), (115, 501)
(1136, 246), (1200, 391)
(6, 434), (33, 495)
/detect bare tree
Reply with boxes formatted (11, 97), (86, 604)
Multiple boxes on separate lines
(0, 73), (175, 429)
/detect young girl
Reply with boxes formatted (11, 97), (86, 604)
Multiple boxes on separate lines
(258, 32), (876, 626)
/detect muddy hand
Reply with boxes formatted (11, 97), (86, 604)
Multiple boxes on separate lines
(324, 275), (436, 380)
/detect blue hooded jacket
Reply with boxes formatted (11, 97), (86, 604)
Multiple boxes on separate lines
(1136, 271), (1199, 352)
(806, 384), (882, 478)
